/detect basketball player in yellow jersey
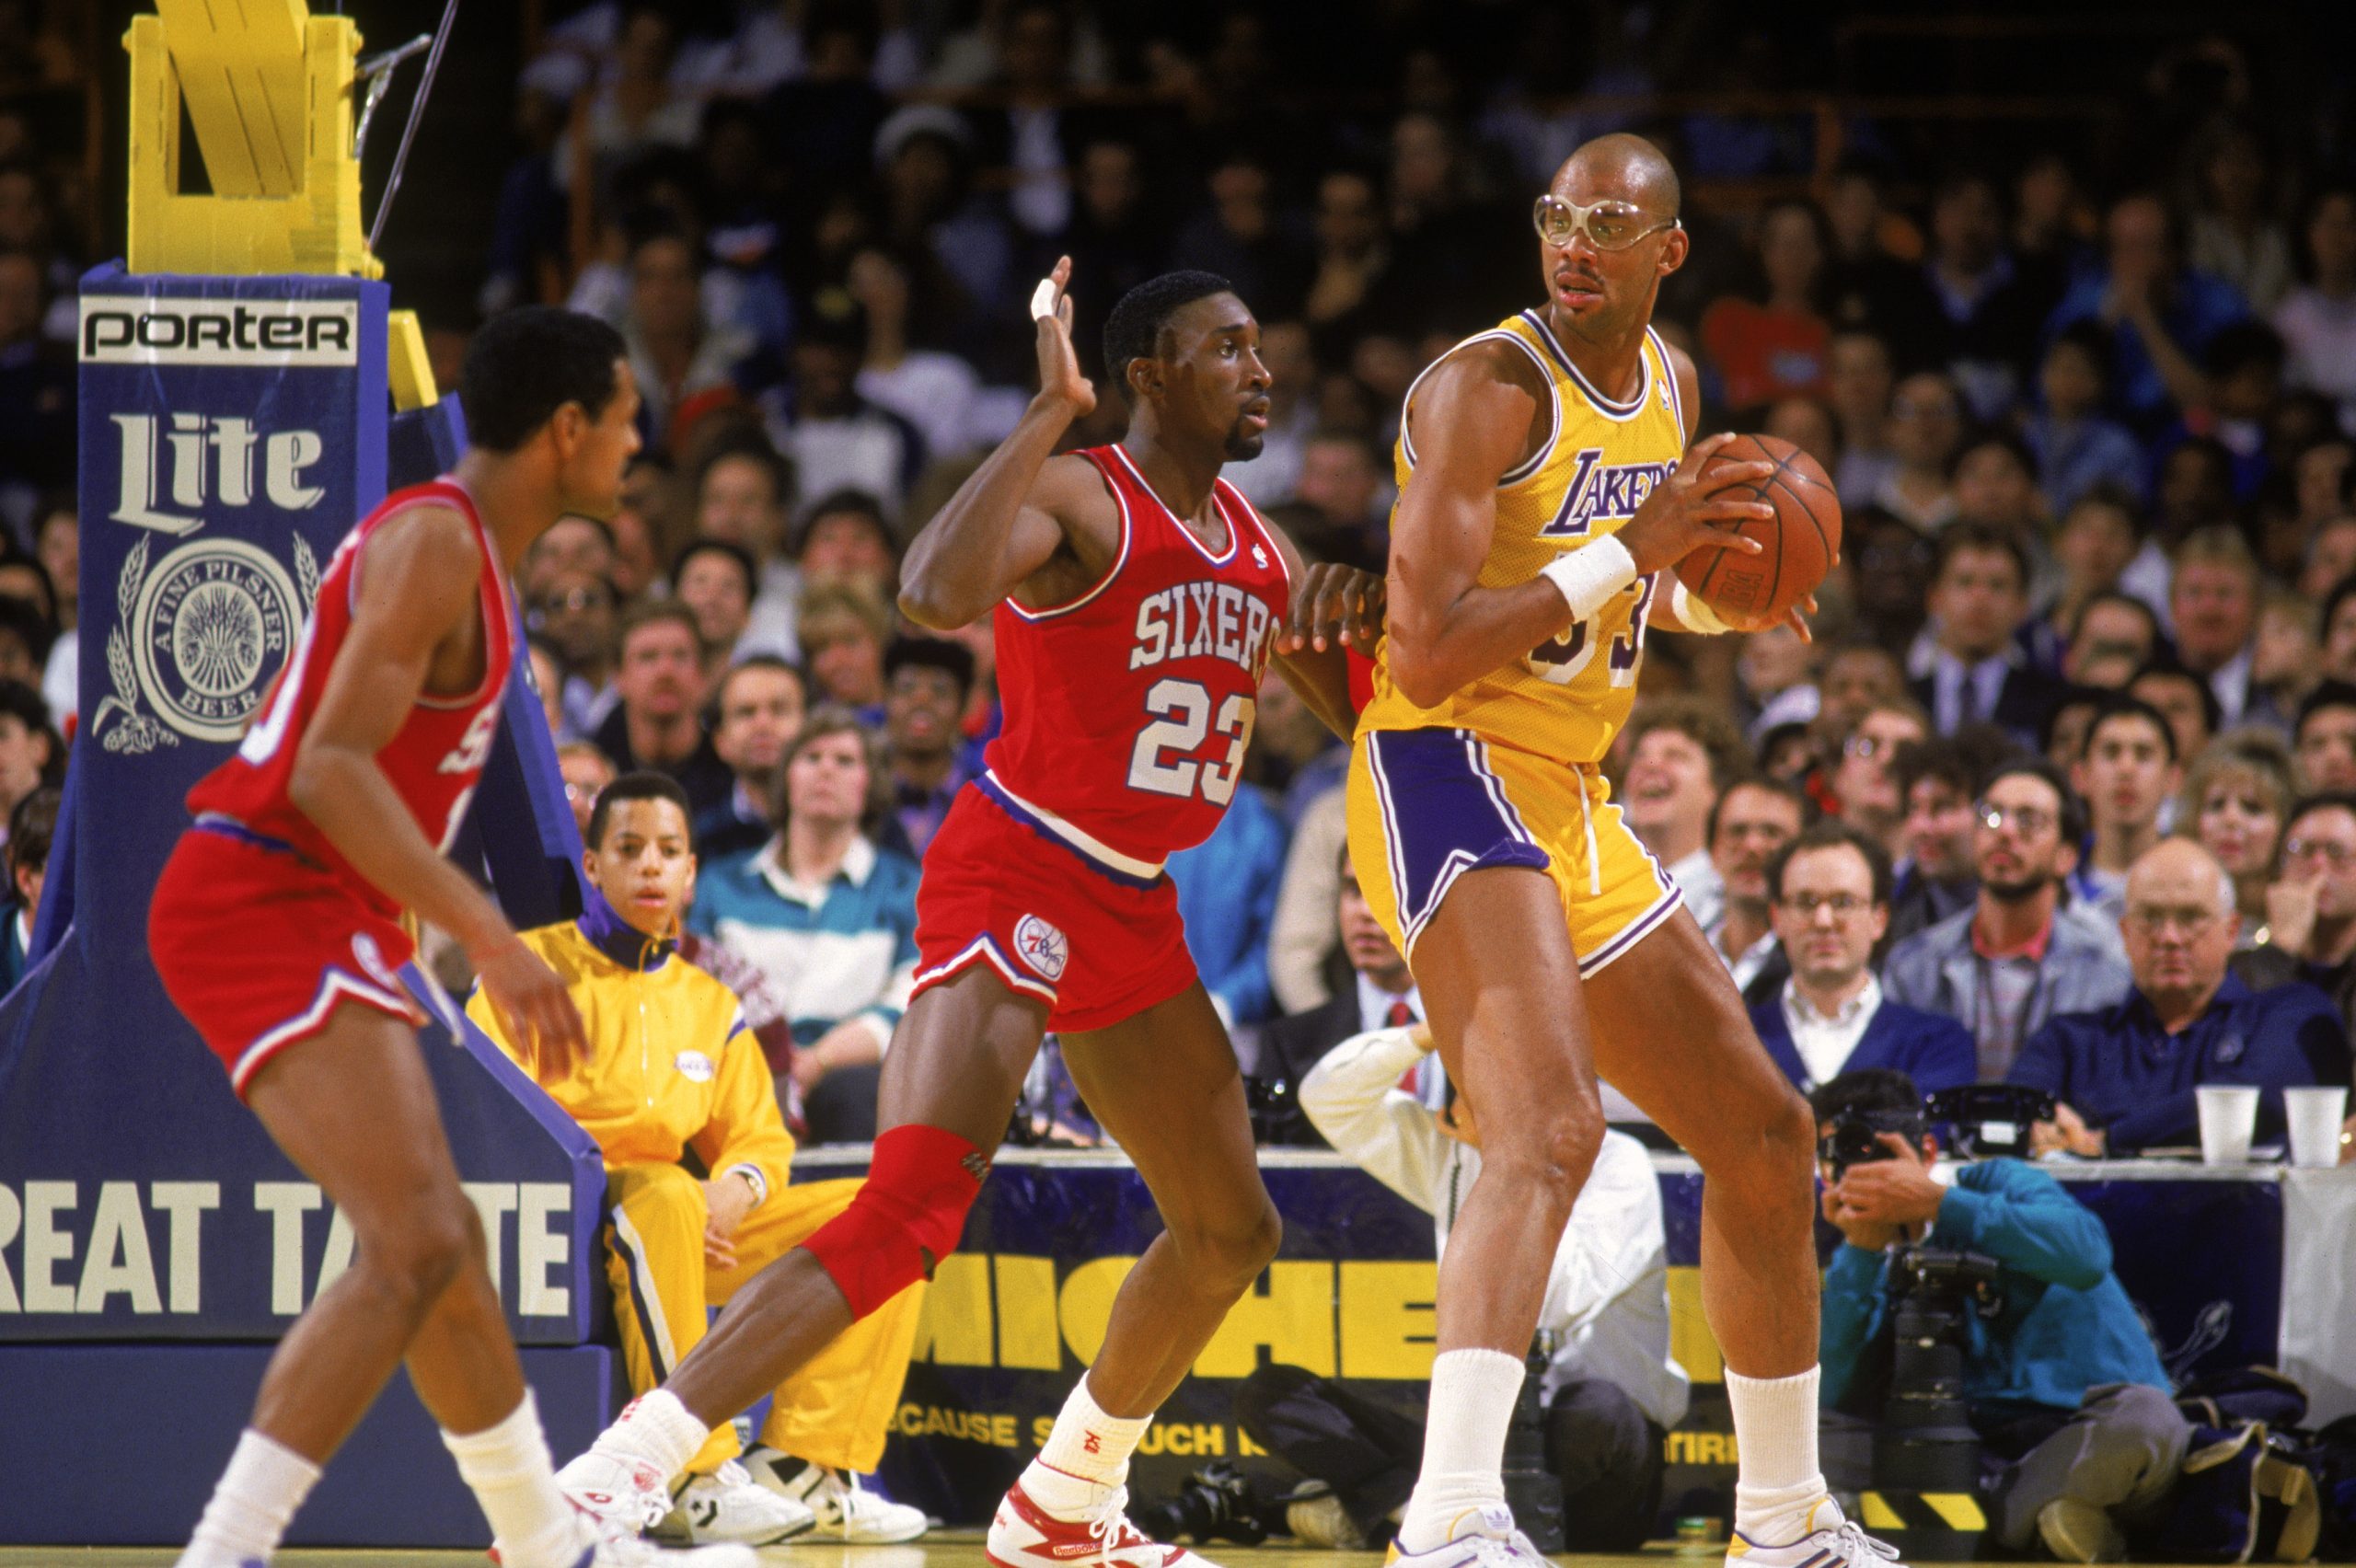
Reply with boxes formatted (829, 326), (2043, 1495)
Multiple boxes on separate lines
(1353, 134), (1905, 1568)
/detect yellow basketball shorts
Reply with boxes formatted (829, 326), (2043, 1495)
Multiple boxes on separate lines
(1345, 726), (1682, 974)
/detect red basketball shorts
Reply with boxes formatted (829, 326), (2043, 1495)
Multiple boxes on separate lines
(149, 822), (423, 1101)
(910, 787), (1198, 1034)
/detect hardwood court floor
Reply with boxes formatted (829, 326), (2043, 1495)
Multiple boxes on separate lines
(0, 1537), (2218, 1567)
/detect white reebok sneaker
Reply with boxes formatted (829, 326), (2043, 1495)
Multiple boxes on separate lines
(548, 1450), (758, 1566)
(1726, 1497), (1906, 1566)
(739, 1445), (929, 1542)
(651, 1458), (814, 1546)
(1381, 1504), (1550, 1568)
(987, 1477), (1214, 1568)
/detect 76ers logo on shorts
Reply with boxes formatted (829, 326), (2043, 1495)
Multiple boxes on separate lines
(1012, 914), (1068, 982)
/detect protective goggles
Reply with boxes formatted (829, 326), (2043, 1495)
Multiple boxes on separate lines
(1531, 194), (1680, 252)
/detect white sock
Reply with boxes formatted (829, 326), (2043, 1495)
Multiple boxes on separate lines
(1726, 1365), (1831, 1542)
(442, 1390), (585, 1568)
(591, 1389), (711, 1485)
(1395, 1348), (1524, 1552)
(1021, 1375), (1151, 1517)
(178, 1428), (321, 1568)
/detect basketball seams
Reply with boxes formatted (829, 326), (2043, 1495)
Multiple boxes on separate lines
(1681, 435), (1837, 619)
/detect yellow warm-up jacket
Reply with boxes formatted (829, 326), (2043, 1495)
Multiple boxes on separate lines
(466, 901), (794, 1205)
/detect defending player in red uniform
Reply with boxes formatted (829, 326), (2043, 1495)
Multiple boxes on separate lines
(557, 260), (1380, 1565)
(148, 308), (747, 1568)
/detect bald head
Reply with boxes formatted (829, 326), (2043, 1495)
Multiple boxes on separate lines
(1553, 133), (1681, 219)
(2125, 836), (2235, 917)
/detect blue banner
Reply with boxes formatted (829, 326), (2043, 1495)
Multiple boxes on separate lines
(786, 1150), (2290, 1528)
(0, 268), (605, 1347)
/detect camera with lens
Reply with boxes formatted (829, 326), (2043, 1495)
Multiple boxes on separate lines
(1136, 1461), (1271, 1546)
(1818, 1084), (2052, 1558)
(1242, 1073), (1305, 1145)
(1818, 1104), (1927, 1182)
(1874, 1241), (2004, 1493)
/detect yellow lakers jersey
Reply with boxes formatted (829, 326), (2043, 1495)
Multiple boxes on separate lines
(1360, 309), (1689, 764)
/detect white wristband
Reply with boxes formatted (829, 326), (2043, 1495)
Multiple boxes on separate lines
(1539, 536), (1638, 621)
(1669, 578), (1732, 635)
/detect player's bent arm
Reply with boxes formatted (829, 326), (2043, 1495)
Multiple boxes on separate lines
(287, 508), (517, 961)
(897, 403), (1094, 629)
(1384, 352), (1578, 709)
(1299, 1027), (1452, 1214)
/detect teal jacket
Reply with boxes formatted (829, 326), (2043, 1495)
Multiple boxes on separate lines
(1820, 1157), (2170, 1415)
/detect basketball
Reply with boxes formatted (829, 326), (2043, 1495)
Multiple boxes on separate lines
(1672, 434), (1842, 628)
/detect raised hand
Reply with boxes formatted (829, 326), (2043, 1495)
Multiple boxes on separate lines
(1615, 431), (1775, 578)
(1032, 254), (1096, 418)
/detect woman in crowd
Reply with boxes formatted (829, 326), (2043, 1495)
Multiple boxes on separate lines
(2179, 728), (2297, 948)
(689, 709), (920, 1144)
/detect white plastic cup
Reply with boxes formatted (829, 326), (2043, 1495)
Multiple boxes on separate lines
(2284, 1086), (2350, 1169)
(2196, 1085), (2262, 1166)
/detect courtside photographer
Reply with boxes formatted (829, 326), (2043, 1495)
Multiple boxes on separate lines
(1811, 1069), (2188, 1562)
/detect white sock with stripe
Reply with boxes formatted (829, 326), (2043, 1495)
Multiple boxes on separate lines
(592, 1389), (711, 1484)
(1395, 1347), (1524, 1552)
(1020, 1375), (1151, 1519)
(1727, 1365), (1832, 1544)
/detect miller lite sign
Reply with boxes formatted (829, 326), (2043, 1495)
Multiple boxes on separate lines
(74, 271), (382, 760)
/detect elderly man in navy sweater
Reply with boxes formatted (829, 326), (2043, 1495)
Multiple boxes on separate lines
(1749, 822), (1978, 1093)
(2010, 838), (2343, 1156)
(1812, 1069), (2185, 1562)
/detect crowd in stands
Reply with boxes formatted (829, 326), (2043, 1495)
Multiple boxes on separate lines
(0, 3), (2350, 1168)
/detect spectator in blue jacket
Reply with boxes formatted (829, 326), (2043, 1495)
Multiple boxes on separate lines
(2011, 837), (2338, 1156)
(1750, 822), (1977, 1093)
(690, 708), (920, 1142)
(1811, 1069), (2186, 1562)
(1167, 780), (1289, 1030)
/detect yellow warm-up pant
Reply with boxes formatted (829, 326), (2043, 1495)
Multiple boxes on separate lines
(603, 1165), (925, 1477)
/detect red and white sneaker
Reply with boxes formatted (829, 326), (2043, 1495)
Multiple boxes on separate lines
(987, 1479), (1216, 1568)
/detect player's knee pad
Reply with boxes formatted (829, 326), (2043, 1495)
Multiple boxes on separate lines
(801, 1123), (987, 1319)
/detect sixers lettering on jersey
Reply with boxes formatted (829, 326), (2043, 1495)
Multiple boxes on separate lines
(186, 478), (515, 917)
(979, 443), (1291, 881)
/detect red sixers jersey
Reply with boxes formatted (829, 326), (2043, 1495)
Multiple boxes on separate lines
(186, 478), (514, 917)
(979, 443), (1292, 880)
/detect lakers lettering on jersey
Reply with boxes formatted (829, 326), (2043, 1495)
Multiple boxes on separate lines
(1359, 309), (1688, 767)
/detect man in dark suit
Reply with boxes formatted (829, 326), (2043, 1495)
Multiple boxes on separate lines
(1259, 853), (1421, 1144)
(1750, 821), (1978, 1094)
(1910, 522), (2064, 751)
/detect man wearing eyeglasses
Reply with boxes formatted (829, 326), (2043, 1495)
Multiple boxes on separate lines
(2009, 837), (2339, 1156)
(2231, 793), (2356, 1078)
(1349, 131), (1901, 1568)
(1750, 822), (1975, 1094)
(1883, 758), (2132, 1080)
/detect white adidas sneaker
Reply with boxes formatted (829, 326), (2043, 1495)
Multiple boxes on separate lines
(739, 1445), (929, 1542)
(652, 1458), (815, 1546)
(1382, 1504), (1550, 1568)
(1727, 1497), (1906, 1566)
